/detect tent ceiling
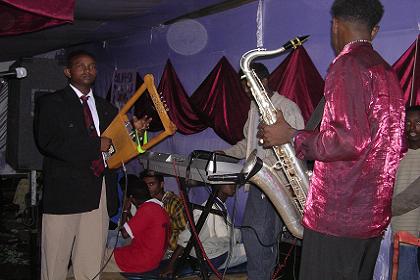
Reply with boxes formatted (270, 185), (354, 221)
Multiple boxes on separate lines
(0, 0), (255, 62)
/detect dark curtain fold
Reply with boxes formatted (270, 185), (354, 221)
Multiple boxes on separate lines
(108, 51), (327, 142)
(190, 57), (250, 144)
(0, 0), (74, 36)
(157, 60), (207, 134)
(269, 46), (324, 123)
(392, 35), (420, 106)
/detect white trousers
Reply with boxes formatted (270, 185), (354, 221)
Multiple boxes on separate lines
(41, 179), (108, 280)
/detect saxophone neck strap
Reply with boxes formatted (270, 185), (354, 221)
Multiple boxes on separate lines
(305, 96), (325, 131)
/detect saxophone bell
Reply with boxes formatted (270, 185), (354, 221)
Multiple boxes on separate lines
(242, 150), (305, 239)
(243, 150), (263, 181)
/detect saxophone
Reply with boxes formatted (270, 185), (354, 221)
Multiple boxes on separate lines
(240, 35), (310, 239)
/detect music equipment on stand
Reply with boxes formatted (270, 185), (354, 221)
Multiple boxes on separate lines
(102, 74), (177, 169)
(0, 67), (27, 79)
(138, 150), (246, 185)
(7, 58), (67, 171)
(139, 150), (249, 279)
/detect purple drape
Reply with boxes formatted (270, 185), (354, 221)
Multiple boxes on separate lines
(189, 57), (250, 144)
(269, 46), (324, 123)
(392, 35), (420, 106)
(0, 0), (74, 36)
(158, 60), (206, 134)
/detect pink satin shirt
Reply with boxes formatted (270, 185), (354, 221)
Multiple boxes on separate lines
(295, 41), (405, 238)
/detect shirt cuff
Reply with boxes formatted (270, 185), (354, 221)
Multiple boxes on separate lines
(123, 223), (134, 239)
(292, 129), (301, 144)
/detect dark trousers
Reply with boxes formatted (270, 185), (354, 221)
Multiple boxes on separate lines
(299, 228), (382, 280)
(241, 186), (283, 280)
(392, 244), (420, 280)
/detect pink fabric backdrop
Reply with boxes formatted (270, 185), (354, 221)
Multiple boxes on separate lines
(189, 57), (250, 144)
(392, 35), (420, 106)
(157, 60), (206, 135)
(269, 46), (324, 123)
(0, 0), (74, 36)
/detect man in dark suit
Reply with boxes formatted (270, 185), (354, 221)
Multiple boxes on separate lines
(34, 50), (118, 280)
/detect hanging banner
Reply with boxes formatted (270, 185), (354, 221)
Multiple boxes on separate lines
(256, 0), (264, 47)
(110, 69), (137, 111)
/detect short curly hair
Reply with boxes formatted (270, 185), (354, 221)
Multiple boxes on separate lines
(406, 105), (420, 114)
(331, 0), (384, 30)
(139, 169), (164, 183)
(66, 50), (96, 67)
(120, 174), (151, 202)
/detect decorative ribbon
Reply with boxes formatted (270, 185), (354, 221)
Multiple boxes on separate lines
(136, 130), (148, 153)
(256, 0), (264, 48)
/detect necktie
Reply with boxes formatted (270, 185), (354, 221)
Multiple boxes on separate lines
(80, 95), (105, 177)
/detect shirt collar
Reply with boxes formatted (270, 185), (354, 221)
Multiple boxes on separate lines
(162, 191), (171, 202)
(215, 197), (227, 210)
(70, 84), (93, 100)
(332, 40), (372, 65)
(146, 198), (164, 207)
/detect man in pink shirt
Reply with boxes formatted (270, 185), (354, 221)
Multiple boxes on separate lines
(259, 0), (405, 279)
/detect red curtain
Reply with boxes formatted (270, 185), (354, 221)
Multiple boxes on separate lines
(157, 60), (206, 134)
(0, 0), (74, 36)
(121, 51), (327, 143)
(189, 57), (250, 144)
(392, 35), (420, 106)
(269, 46), (324, 123)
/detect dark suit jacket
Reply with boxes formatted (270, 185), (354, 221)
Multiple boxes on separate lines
(34, 85), (119, 216)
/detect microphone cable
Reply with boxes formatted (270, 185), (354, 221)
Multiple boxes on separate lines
(201, 182), (238, 277)
(172, 154), (224, 279)
(271, 238), (297, 280)
(220, 187), (238, 279)
(207, 185), (278, 249)
(90, 162), (129, 280)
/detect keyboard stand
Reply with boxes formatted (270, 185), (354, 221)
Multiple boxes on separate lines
(174, 181), (224, 279)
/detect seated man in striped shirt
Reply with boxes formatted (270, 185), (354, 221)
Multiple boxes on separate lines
(160, 184), (247, 277)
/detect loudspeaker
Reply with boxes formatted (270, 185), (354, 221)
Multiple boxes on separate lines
(6, 58), (67, 171)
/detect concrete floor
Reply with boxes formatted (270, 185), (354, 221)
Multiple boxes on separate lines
(68, 272), (247, 280)
(1, 176), (300, 280)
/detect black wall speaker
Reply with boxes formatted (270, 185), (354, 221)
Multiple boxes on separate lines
(6, 58), (67, 171)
